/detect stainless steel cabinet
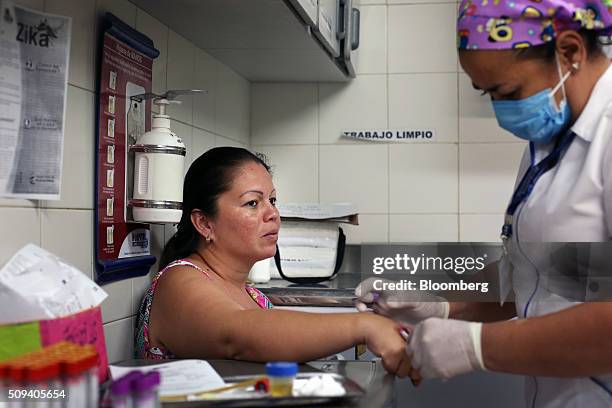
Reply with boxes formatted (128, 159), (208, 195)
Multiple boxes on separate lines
(315, 0), (341, 57)
(289, 0), (318, 28)
(131, 0), (359, 82)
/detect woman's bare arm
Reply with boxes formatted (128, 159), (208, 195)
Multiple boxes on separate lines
(150, 266), (413, 376)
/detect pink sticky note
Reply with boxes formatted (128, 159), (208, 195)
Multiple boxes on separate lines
(39, 307), (108, 382)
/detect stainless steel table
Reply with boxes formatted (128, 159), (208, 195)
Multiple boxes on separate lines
(111, 359), (396, 408)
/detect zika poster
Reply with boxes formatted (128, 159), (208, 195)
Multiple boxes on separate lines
(95, 13), (158, 283)
(0, 1), (71, 199)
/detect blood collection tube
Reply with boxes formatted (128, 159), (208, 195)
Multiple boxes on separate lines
(131, 371), (161, 408)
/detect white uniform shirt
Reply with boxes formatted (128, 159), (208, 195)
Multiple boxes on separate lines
(505, 63), (612, 408)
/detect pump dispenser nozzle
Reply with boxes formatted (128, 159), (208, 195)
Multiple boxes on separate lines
(128, 89), (206, 224)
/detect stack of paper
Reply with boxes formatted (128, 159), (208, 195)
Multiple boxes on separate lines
(110, 360), (226, 397)
(278, 203), (358, 224)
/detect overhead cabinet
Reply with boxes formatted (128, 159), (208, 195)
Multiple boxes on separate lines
(131, 0), (360, 82)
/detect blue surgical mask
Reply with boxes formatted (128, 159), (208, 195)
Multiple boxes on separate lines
(492, 55), (572, 144)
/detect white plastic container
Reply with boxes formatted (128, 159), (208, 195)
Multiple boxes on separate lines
(248, 258), (271, 283)
(130, 98), (185, 224)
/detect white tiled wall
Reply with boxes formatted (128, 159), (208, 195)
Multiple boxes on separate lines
(0, 0), (250, 363)
(388, 73), (458, 142)
(135, 9), (168, 96)
(389, 144), (458, 214)
(352, 5), (386, 75)
(319, 75), (387, 144)
(319, 145), (389, 213)
(252, 145), (319, 203)
(251, 2), (527, 245)
(387, 3), (457, 73)
(252, 83), (318, 145)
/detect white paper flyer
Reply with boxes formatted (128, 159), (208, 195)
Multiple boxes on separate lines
(0, 1), (71, 199)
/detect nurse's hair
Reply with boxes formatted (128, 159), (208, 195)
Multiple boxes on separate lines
(159, 147), (271, 269)
(516, 29), (608, 61)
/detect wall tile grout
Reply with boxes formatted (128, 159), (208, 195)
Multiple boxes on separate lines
(457, 71), (461, 240)
(102, 314), (137, 326)
(386, 0), (390, 241)
(67, 83), (95, 94)
(383, 3), (389, 241)
(317, 81), (321, 205)
(172, 119), (245, 144)
(0, 204), (97, 211)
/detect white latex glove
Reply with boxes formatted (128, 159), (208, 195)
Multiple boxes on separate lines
(407, 317), (485, 380)
(354, 277), (450, 325)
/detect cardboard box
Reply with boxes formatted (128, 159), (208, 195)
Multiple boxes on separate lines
(0, 306), (108, 382)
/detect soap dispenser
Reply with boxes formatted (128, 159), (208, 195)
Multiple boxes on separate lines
(129, 90), (204, 224)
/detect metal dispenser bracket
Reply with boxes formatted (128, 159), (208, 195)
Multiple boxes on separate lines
(126, 89), (206, 225)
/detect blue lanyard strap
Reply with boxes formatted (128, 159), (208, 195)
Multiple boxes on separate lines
(501, 129), (577, 240)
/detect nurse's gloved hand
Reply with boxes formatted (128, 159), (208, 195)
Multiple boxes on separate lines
(407, 318), (485, 380)
(354, 278), (450, 326)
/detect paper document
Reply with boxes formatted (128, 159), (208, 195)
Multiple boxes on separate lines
(278, 203), (358, 223)
(0, 244), (108, 324)
(0, 1), (71, 199)
(110, 360), (226, 397)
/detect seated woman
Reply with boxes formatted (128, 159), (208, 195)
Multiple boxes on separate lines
(135, 147), (414, 377)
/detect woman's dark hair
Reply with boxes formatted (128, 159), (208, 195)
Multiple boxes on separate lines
(515, 29), (607, 61)
(159, 147), (271, 269)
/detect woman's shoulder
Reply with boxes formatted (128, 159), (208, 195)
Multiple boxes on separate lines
(155, 258), (211, 288)
(161, 258), (207, 273)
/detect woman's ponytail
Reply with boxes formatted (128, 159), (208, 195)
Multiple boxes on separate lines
(158, 215), (198, 270)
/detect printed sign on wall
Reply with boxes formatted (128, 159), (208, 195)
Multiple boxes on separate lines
(95, 13), (158, 284)
(0, 3), (71, 199)
(341, 129), (436, 142)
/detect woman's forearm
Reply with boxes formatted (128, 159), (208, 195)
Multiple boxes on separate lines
(222, 309), (368, 362)
(482, 302), (612, 377)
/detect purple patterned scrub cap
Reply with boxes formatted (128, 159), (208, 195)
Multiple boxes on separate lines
(457, 0), (612, 50)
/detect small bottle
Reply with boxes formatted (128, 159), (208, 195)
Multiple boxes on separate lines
(131, 372), (161, 408)
(265, 362), (298, 397)
(109, 378), (131, 408)
(79, 347), (99, 408)
(62, 358), (87, 408)
(109, 372), (142, 408)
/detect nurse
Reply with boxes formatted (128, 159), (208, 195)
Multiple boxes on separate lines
(356, 1), (612, 406)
